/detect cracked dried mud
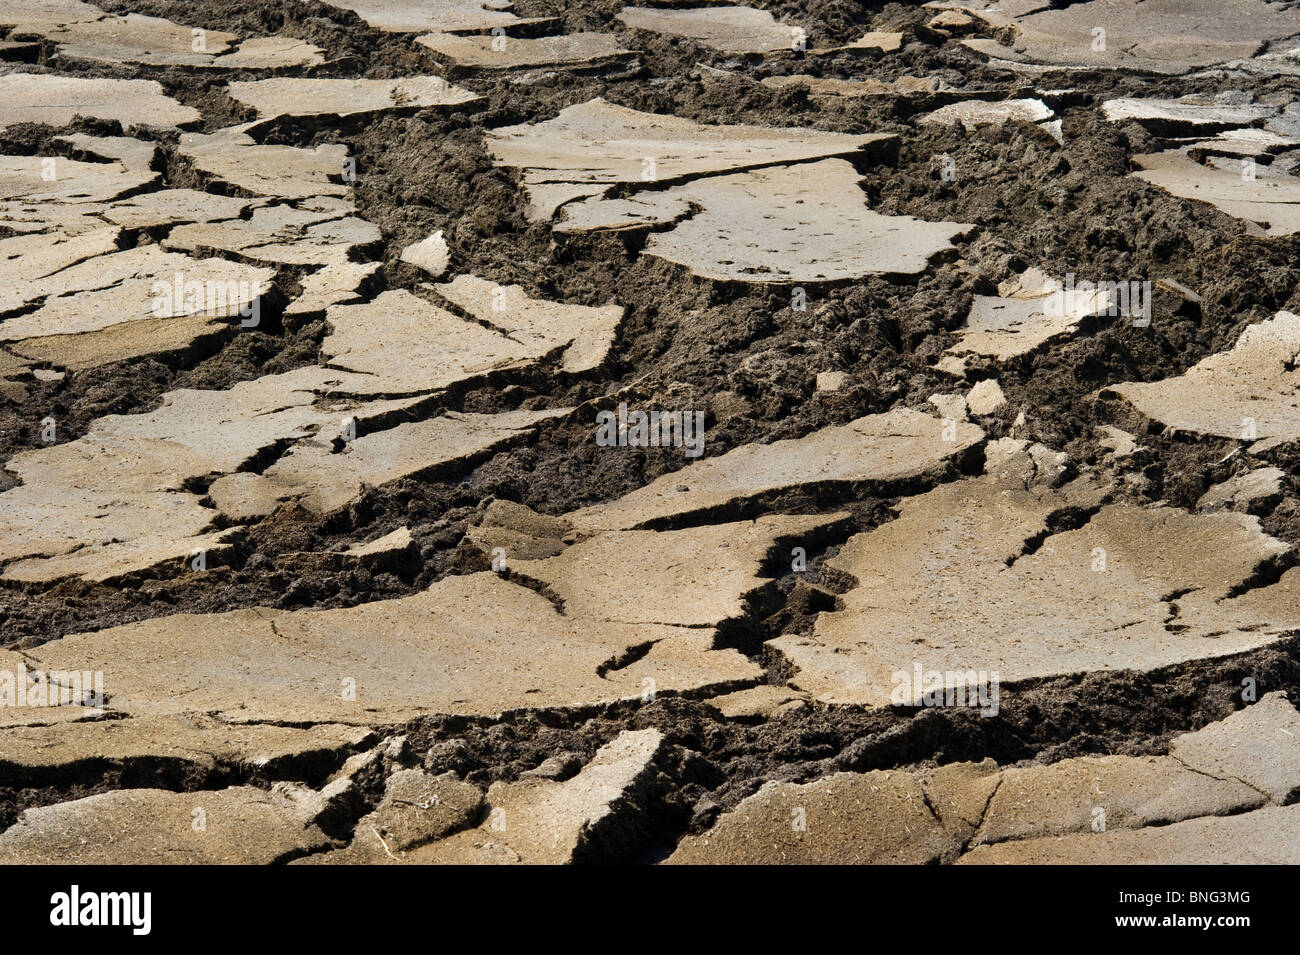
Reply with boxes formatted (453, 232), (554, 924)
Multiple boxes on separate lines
(1, 0), (1299, 870)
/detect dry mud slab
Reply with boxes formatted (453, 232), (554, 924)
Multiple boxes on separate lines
(0, 0), (1299, 868)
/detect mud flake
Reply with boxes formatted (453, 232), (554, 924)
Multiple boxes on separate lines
(410, 730), (666, 864)
(102, 190), (257, 232)
(0, 716), (373, 774)
(226, 77), (479, 123)
(0, 74), (199, 130)
(432, 274), (623, 373)
(513, 513), (844, 628)
(1105, 311), (1300, 441)
(667, 770), (958, 864)
(164, 202), (382, 267)
(178, 125), (350, 201)
(486, 98), (891, 221)
(1198, 468), (1286, 513)
(1129, 151), (1300, 237)
(319, 0), (552, 34)
(942, 277), (1112, 364)
(615, 6), (802, 55)
(568, 407), (983, 532)
(958, 804), (1300, 864)
(972, 755), (1262, 847)
(399, 230), (449, 277)
(43, 12), (237, 66)
(0, 247), (273, 349)
(21, 574), (758, 721)
(0, 786), (333, 864)
(299, 770), (483, 863)
(415, 31), (633, 70)
(209, 408), (570, 517)
(953, 0), (1300, 75)
(321, 289), (566, 394)
(627, 160), (974, 283)
(0, 154), (157, 204)
(770, 449), (1297, 707)
(285, 260), (380, 317)
(919, 98), (1057, 138)
(762, 74), (946, 99)
(1170, 691), (1300, 804)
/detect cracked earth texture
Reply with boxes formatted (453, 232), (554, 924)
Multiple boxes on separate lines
(1, 0), (1299, 865)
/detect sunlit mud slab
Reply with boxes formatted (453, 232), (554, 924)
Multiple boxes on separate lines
(164, 200), (382, 267)
(319, 0), (553, 33)
(0, 787), (335, 864)
(919, 97), (1061, 142)
(4, 0), (1297, 870)
(0, 155), (156, 212)
(293, 730), (668, 864)
(769, 441), (1300, 707)
(321, 287), (617, 394)
(431, 275), (623, 373)
(1197, 467), (1286, 513)
(284, 261), (381, 317)
(839, 31), (903, 52)
(672, 693), (1300, 863)
(295, 767), (485, 863)
(564, 159), (974, 282)
(400, 730), (667, 864)
(669, 768), (977, 864)
(207, 408), (570, 517)
(1128, 151), (1300, 238)
(485, 98), (892, 220)
(510, 513), (844, 627)
(931, 0), (1300, 75)
(178, 125), (351, 200)
(0, 246), (274, 369)
(226, 77), (480, 124)
(1104, 311), (1300, 443)
(0, 369), (422, 582)
(0, 716), (374, 777)
(38, 12), (324, 68)
(937, 268), (1113, 372)
(960, 805), (1300, 864)
(0, 0), (102, 32)
(463, 499), (571, 561)
(568, 407), (983, 531)
(0, 230), (124, 307)
(50, 133), (157, 171)
(0, 74), (198, 130)
(616, 8), (900, 57)
(416, 32), (633, 71)
(99, 190), (258, 232)
(616, 6), (804, 54)
(761, 74), (948, 100)
(13, 569), (762, 721)
(1101, 96), (1279, 133)
(0, 182), (252, 237)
